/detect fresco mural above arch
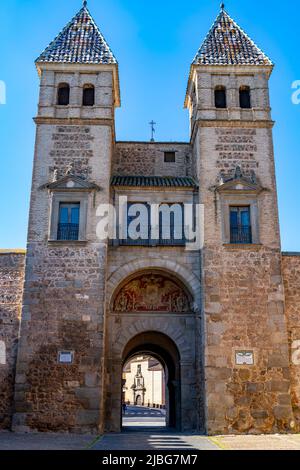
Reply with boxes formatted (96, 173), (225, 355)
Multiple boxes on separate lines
(113, 273), (191, 313)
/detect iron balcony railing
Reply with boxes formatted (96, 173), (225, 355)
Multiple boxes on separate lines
(118, 237), (186, 247)
(230, 225), (252, 244)
(118, 224), (191, 247)
(57, 223), (79, 241)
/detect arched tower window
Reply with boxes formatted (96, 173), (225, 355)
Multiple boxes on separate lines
(82, 84), (95, 106)
(239, 86), (251, 108)
(214, 86), (227, 108)
(57, 83), (70, 106)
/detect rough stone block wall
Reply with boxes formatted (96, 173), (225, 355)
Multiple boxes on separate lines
(196, 121), (295, 434)
(13, 107), (114, 432)
(0, 252), (25, 429)
(203, 246), (294, 434)
(282, 254), (300, 429)
(113, 142), (192, 177)
(13, 243), (105, 433)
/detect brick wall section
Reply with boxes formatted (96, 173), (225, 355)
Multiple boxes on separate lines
(0, 252), (25, 429)
(282, 254), (300, 429)
(113, 142), (192, 177)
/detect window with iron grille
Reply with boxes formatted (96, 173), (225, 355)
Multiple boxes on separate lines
(57, 203), (80, 241)
(230, 206), (252, 244)
(119, 202), (186, 246)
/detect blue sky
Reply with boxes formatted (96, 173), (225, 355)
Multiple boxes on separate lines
(0, 0), (299, 250)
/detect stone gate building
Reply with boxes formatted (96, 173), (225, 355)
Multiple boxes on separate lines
(0, 3), (300, 435)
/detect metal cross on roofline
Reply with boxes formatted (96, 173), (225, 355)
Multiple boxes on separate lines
(149, 120), (156, 142)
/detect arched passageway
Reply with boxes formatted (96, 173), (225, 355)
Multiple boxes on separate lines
(122, 332), (181, 430)
(103, 268), (203, 433)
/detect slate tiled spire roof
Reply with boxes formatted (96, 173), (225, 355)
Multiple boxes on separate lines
(193, 6), (273, 66)
(36, 3), (117, 65)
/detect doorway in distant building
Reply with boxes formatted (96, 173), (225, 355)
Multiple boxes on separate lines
(135, 395), (142, 406)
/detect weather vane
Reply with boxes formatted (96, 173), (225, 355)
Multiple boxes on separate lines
(149, 120), (156, 142)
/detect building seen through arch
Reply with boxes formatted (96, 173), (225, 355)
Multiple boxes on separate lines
(123, 355), (165, 408)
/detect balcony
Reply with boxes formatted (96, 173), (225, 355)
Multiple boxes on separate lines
(118, 236), (186, 247)
(230, 226), (252, 244)
(57, 223), (79, 241)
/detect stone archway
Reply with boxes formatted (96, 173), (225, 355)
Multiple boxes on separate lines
(122, 331), (181, 430)
(103, 267), (203, 433)
(106, 258), (201, 310)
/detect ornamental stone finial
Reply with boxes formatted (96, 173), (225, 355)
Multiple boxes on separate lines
(66, 163), (74, 176)
(53, 169), (59, 182)
(220, 3), (225, 10)
(83, 1), (87, 7)
(234, 166), (243, 179)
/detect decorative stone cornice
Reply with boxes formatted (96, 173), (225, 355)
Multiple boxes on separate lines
(34, 117), (114, 127)
(197, 120), (275, 129)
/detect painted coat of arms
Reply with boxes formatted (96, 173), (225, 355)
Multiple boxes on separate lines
(114, 274), (190, 313)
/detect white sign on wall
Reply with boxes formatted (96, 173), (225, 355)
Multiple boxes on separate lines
(58, 351), (74, 364)
(235, 350), (254, 366)
(0, 341), (6, 365)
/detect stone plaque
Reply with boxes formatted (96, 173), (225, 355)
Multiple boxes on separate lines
(58, 351), (74, 364)
(235, 350), (254, 366)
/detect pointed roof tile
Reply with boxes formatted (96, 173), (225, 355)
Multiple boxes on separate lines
(193, 8), (273, 66)
(36, 4), (117, 65)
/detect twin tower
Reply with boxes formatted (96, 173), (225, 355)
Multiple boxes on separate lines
(10, 3), (300, 435)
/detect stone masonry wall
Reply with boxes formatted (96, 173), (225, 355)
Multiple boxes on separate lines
(0, 252), (25, 429)
(13, 116), (113, 433)
(113, 142), (192, 177)
(197, 123), (295, 435)
(14, 243), (106, 433)
(282, 254), (300, 429)
(203, 245), (294, 434)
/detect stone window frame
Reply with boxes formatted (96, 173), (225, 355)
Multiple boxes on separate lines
(220, 193), (260, 245)
(49, 191), (89, 242)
